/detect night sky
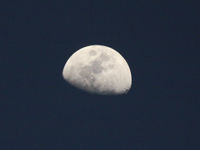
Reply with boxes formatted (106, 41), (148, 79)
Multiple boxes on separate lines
(1, 0), (199, 150)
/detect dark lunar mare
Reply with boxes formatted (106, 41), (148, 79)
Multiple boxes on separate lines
(77, 51), (115, 94)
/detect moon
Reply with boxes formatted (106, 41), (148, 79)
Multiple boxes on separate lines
(62, 45), (132, 95)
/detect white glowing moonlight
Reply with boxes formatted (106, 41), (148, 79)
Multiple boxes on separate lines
(62, 45), (132, 95)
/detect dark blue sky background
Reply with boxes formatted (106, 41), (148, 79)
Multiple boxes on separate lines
(1, 0), (199, 150)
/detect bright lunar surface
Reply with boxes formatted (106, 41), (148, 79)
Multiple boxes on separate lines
(62, 45), (132, 95)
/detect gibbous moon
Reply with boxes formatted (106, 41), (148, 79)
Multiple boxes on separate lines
(62, 45), (132, 95)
